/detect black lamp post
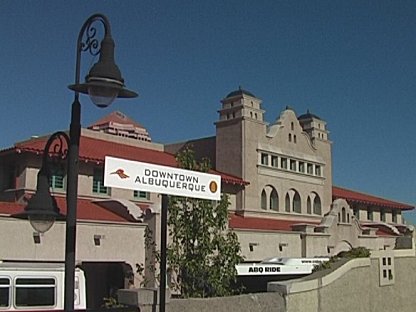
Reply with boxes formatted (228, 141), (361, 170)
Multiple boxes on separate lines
(64, 13), (137, 312)
(16, 13), (137, 312)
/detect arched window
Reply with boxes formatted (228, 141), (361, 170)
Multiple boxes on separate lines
(293, 191), (301, 213)
(341, 207), (346, 223)
(313, 194), (321, 215)
(261, 190), (267, 210)
(270, 189), (279, 211)
(307, 196), (312, 214)
(285, 193), (290, 212)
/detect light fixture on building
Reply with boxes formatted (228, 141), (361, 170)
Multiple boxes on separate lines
(279, 242), (288, 252)
(94, 234), (105, 246)
(249, 242), (259, 252)
(33, 232), (41, 244)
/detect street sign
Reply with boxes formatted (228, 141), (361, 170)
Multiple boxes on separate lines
(104, 156), (221, 200)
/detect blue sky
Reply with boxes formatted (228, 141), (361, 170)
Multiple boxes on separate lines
(1, 1), (415, 221)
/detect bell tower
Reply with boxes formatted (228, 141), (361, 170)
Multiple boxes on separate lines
(215, 87), (266, 179)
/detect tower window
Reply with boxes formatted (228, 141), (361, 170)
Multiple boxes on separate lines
(271, 156), (278, 167)
(261, 153), (269, 165)
(281, 158), (287, 169)
(313, 195), (322, 215)
(261, 190), (267, 210)
(285, 194), (290, 212)
(293, 191), (301, 213)
(290, 160), (296, 171)
(270, 189), (279, 211)
(315, 165), (321, 176)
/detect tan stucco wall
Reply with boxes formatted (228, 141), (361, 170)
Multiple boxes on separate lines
(0, 217), (146, 287)
(235, 230), (303, 261)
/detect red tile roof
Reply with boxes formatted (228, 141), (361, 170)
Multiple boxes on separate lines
(0, 202), (24, 215)
(333, 186), (414, 210)
(11, 135), (248, 186)
(0, 197), (139, 223)
(14, 136), (177, 167)
(229, 213), (320, 232)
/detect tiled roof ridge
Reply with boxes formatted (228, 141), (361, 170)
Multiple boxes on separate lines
(333, 185), (413, 210)
(8, 134), (249, 186)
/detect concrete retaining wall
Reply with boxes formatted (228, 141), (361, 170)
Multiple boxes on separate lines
(268, 249), (416, 312)
(120, 249), (416, 312)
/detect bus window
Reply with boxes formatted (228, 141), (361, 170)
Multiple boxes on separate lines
(0, 278), (10, 308)
(15, 278), (56, 307)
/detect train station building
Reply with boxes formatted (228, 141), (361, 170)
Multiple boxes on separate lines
(0, 88), (413, 306)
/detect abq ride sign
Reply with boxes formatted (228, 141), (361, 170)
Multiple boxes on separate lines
(104, 156), (221, 201)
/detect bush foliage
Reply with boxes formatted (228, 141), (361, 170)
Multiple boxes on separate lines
(312, 247), (370, 273)
(167, 146), (244, 298)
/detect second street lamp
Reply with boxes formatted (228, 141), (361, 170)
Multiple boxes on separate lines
(65, 13), (137, 312)
(15, 13), (137, 312)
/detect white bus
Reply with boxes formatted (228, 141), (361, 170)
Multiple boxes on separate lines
(0, 262), (86, 311)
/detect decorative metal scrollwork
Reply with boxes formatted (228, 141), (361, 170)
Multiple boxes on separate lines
(42, 131), (70, 171)
(79, 15), (109, 56)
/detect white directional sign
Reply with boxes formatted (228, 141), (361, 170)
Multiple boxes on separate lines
(104, 156), (221, 200)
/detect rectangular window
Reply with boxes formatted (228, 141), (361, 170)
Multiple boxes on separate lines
(93, 169), (109, 195)
(134, 190), (150, 200)
(261, 153), (269, 166)
(367, 208), (373, 221)
(290, 160), (296, 171)
(307, 163), (313, 175)
(281, 158), (287, 169)
(315, 165), (321, 176)
(49, 166), (65, 190)
(271, 156), (278, 167)
(354, 208), (359, 220)
(381, 209), (386, 222)
(15, 278), (56, 307)
(392, 210), (397, 223)
(299, 162), (305, 173)
(0, 278), (10, 308)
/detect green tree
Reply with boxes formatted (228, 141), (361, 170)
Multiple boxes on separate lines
(167, 146), (244, 298)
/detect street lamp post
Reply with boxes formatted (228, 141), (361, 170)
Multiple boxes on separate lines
(65, 13), (137, 312)
(15, 13), (137, 312)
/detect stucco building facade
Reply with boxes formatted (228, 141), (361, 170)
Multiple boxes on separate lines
(0, 88), (413, 304)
